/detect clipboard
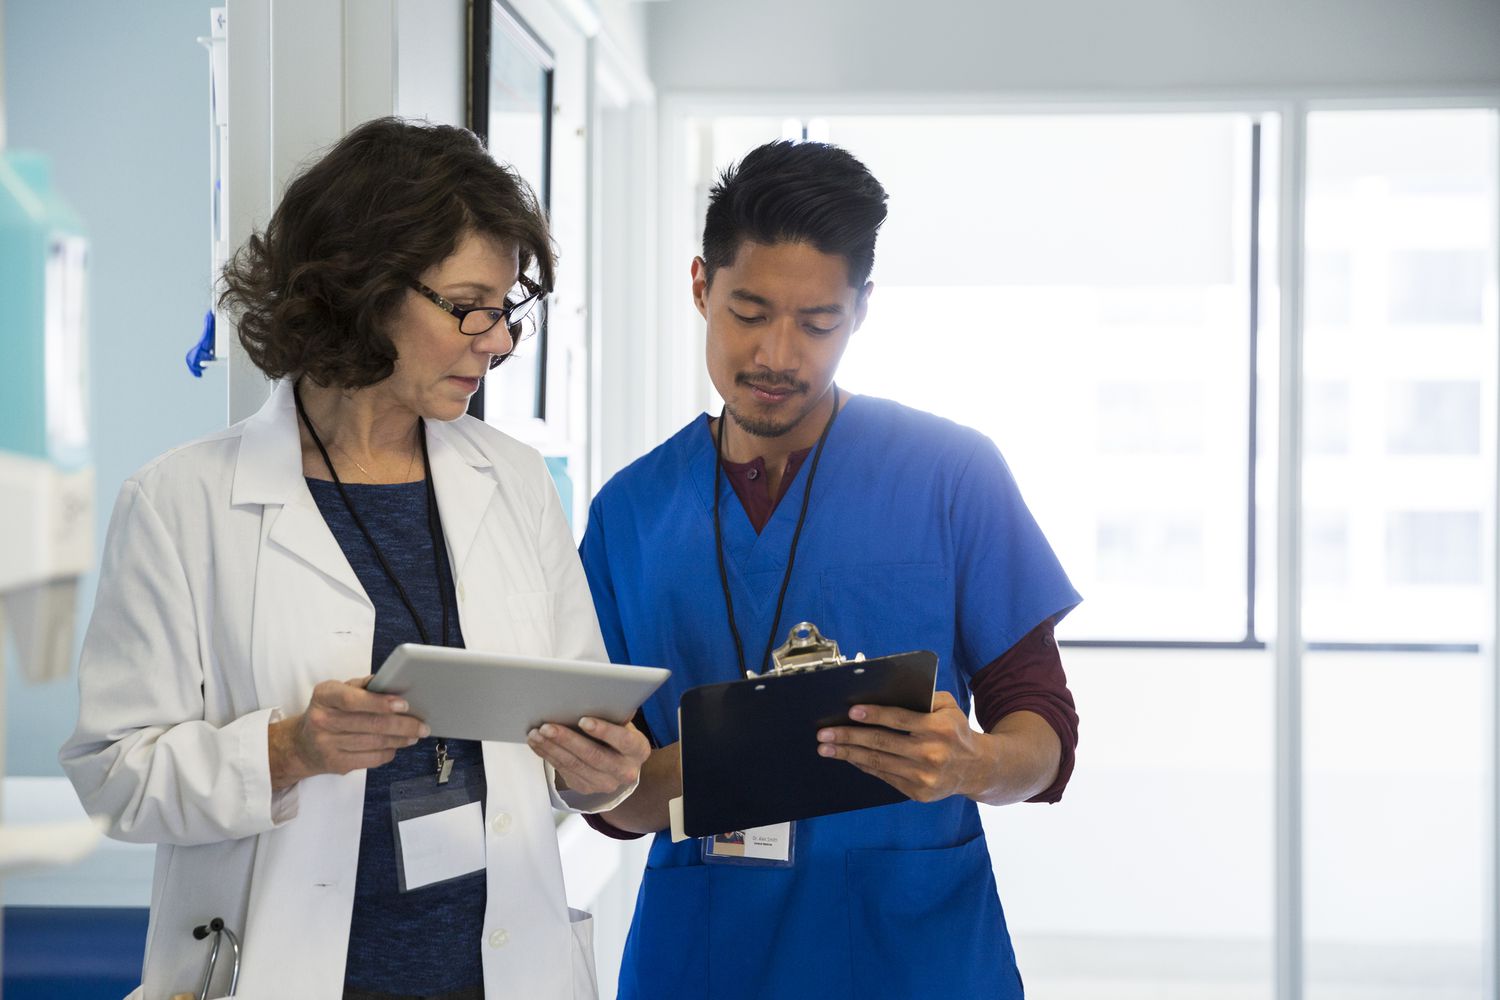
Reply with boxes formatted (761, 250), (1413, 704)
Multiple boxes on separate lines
(368, 643), (670, 743)
(676, 636), (938, 838)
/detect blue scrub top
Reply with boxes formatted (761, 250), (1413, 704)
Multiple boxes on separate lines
(581, 395), (1080, 1000)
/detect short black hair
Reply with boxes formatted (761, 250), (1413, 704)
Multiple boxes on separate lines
(701, 140), (888, 289)
(221, 117), (554, 388)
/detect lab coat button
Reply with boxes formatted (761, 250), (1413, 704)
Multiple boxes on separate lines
(489, 928), (509, 949)
(491, 812), (512, 835)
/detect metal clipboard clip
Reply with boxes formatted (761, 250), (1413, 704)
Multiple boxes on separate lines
(756, 622), (865, 677)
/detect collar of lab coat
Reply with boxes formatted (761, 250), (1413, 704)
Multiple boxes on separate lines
(231, 380), (500, 599)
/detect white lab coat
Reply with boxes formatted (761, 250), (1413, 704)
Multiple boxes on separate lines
(61, 381), (619, 1000)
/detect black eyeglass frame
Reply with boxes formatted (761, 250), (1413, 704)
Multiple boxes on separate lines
(410, 275), (545, 339)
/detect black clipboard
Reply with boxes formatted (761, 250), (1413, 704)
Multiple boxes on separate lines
(676, 649), (938, 837)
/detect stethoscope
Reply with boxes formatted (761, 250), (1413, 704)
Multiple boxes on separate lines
(190, 917), (241, 999)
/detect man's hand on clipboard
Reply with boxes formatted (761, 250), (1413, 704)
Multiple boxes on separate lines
(527, 717), (651, 798)
(814, 691), (996, 804)
(815, 692), (1063, 807)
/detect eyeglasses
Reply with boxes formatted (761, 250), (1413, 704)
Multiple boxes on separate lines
(410, 275), (545, 338)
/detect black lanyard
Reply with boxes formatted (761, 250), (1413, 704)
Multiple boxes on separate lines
(713, 385), (841, 678)
(293, 383), (455, 650)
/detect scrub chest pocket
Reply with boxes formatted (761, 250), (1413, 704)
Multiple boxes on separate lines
(820, 564), (952, 663)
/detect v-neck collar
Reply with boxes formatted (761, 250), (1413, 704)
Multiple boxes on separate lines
(687, 394), (859, 582)
(714, 441), (814, 534)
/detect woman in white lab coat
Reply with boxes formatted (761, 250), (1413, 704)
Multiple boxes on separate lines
(60, 118), (648, 1000)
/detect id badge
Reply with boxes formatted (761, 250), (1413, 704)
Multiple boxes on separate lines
(701, 822), (796, 867)
(390, 767), (486, 892)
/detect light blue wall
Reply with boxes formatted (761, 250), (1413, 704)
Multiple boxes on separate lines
(4, 0), (225, 775)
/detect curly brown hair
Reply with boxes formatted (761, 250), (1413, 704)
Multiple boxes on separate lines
(220, 117), (555, 388)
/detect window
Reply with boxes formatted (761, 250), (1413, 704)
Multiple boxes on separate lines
(1302, 108), (1497, 647)
(1301, 112), (1495, 997)
(1385, 380), (1481, 455)
(1097, 513), (1205, 586)
(1389, 249), (1486, 325)
(1386, 510), (1483, 586)
(1096, 382), (1207, 454)
(1305, 381), (1351, 455)
(1304, 510), (1351, 586)
(1306, 251), (1353, 327)
(827, 114), (1262, 643)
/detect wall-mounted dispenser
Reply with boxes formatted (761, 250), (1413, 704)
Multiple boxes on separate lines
(0, 149), (94, 685)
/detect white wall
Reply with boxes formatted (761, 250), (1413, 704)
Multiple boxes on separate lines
(594, 0), (649, 78)
(646, 0), (1500, 96)
(0, 0), (7, 149)
(224, 0), (471, 423)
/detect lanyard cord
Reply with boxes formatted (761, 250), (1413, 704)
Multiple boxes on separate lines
(293, 383), (453, 650)
(713, 385), (842, 678)
(419, 432), (454, 650)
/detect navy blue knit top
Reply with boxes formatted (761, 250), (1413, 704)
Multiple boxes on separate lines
(307, 478), (487, 995)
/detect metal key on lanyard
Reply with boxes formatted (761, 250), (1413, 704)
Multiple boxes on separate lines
(436, 741), (453, 784)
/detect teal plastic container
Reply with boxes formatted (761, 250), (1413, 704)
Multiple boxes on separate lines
(544, 455), (574, 532)
(0, 150), (90, 468)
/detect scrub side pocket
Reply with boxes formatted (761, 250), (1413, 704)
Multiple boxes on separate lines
(845, 833), (1021, 1000)
(619, 865), (710, 999)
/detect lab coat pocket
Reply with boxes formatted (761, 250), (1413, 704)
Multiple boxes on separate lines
(568, 907), (599, 1000)
(845, 834), (1021, 1000)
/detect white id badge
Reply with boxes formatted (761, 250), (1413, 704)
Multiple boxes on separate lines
(390, 768), (486, 892)
(701, 822), (796, 867)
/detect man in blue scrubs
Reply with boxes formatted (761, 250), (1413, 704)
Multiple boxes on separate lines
(561, 140), (1080, 998)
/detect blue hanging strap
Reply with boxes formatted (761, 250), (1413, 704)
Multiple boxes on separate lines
(185, 309), (215, 377)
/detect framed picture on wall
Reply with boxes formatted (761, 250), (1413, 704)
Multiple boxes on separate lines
(467, 0), (554, 423)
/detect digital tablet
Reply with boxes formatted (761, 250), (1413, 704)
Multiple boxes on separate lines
(368, 644), (671, 744)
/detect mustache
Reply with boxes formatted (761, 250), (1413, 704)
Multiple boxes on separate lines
(735, 372), (807, 393)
